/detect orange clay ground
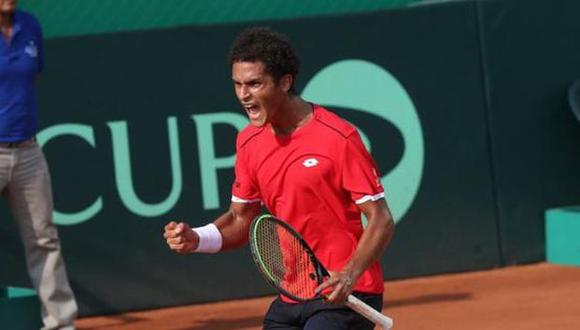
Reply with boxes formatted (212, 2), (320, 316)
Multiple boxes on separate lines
(76, 262), (580, 330)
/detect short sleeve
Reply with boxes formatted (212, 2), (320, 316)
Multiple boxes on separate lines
(231, 144), (261, 203)
(341, 131), (385, 204)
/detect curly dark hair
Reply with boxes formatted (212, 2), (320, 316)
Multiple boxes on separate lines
(229, 27), (300, 93)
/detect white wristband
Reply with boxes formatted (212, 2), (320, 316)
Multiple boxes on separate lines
(192, 223), (223, 253)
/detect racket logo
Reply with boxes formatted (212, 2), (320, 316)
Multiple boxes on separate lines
(302, 158), (319, 167)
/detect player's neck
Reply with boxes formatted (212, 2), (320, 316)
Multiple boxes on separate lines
(271, 96), (313, 136)
(0, 12), (14, 29)
(0, 11), (14, 29)
(0, 12), (14, 44)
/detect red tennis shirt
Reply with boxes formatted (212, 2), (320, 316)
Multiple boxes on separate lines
(232, 105), (385, 297)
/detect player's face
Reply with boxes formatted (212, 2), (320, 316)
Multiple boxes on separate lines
(0, 0), (17, 14)
(232, 61), (289, 127)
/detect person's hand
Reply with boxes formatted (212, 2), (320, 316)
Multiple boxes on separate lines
(163, 221), (199, 253)
(315, 270), (357, 304)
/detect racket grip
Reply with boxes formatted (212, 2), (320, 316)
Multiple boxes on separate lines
(345, 294), (394, 329)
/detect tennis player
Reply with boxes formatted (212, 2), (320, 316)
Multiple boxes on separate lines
(164, 27), (395, 329)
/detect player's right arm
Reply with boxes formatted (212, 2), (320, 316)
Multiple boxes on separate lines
(165, 126), (261, 253)
(163, 201), (261, 253)
(214, 201), (262, 250)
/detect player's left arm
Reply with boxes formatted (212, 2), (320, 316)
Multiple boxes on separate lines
(318, 198), (395, 304)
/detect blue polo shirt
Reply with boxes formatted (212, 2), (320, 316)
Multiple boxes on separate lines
(0, 10), (44, 142)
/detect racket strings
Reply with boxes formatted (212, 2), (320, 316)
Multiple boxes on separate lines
(257, 221), (319, 300)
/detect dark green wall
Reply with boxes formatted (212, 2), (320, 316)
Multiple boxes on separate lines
(478, 0), (580, 263)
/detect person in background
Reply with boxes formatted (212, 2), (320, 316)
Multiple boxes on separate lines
(0, 1), (78, 329)
(164, 27), (395, 329)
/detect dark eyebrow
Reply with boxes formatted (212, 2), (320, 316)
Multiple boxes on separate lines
(232, 78), (261, 85)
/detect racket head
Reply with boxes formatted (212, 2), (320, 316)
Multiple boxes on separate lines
(249, 214), (328, 302)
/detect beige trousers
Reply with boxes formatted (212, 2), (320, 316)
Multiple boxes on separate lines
(0, 143), (78, 330)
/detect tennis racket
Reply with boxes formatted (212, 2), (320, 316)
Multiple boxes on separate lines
(249, 214), (394, 329)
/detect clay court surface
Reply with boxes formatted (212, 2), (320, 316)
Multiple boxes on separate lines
(76, 263), (580, 330)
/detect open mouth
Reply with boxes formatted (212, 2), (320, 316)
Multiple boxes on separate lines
(244, 105), (261, 121)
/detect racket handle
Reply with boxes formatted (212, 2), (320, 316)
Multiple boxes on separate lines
(345, 294), (394, 329)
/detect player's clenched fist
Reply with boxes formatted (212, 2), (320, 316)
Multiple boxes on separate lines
(163, 221), (199, 253)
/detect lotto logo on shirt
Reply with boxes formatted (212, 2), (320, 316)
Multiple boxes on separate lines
(302, 158), (319, 168)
